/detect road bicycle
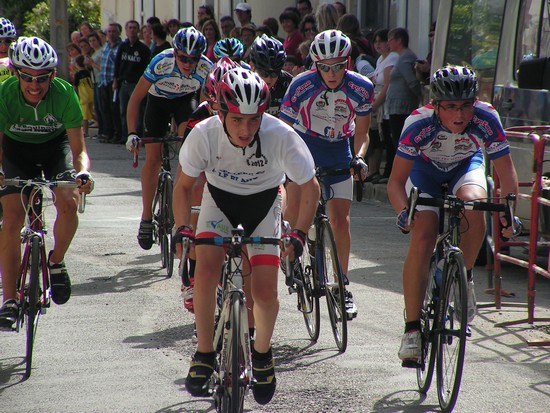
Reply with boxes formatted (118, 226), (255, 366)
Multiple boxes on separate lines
(4, 177), (85, 379)
(284, 167), (350, 353)
(406, 186), (514, 412)
(182, 227), (279, 412)
(133, 135), (180, 277)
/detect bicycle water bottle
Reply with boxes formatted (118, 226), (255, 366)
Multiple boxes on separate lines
(435, 259), (444, 287)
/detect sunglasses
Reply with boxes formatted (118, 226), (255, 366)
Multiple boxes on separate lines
(0, 39), (14, 45)
(316, 61), (347, 73)
(17, 69), (52, 84)
(256, 68), (281, 78)
(176, 53), (200, 64)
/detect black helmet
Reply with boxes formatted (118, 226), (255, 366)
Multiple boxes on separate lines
(249, 34), (287, 72)
(430, 65), (478, 101)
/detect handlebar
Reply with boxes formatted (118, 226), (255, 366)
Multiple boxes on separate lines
(131, 135), (182, 168)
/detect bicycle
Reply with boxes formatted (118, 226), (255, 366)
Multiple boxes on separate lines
(284, 167), (350, 352)
(4, 177), (85, 379)
(406, 186), (514, 412)
(133, 135), (181, 277)
(181, 226), (280, 413)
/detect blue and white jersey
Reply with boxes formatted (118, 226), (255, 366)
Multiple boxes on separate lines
(143, 49), (213, 99)
(279, 69), (373, 142)
(397, 101), (510, 172)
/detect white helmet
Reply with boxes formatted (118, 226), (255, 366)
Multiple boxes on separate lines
(9, 37), (58, 70)
(0, 17), (16, 39)
(217, 67), (270, 115)
(310, 30), (351, 62)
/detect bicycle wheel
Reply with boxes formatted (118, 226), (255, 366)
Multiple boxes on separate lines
(161, 175), (175, 278)
(436, 251), (468, 412)
(25, 236), (42, 379)
(417, 256), (438, 393)
(296, 239), (320, 341)
(320, 220), (348, 352)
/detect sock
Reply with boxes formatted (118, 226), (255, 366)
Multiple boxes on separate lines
(467, 269), (473, 281)
(252, 346), (272, 361)
(405, 320), (421, 333)
(194, 350), (216, 361)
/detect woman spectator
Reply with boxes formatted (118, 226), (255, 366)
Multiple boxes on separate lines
(201, 19), (221, 62)
(316, 3), (339, 32)
(299, 13), (317, 42)
(80, 22), (94, 38)
(197, 4), (215, 31)
(279, 9), (303, 66)
(151, 23), (171, 57)
(140, 25), (153, 49)
(87, 32), (104, 138)
(166, 18), (181, 43)
(66, 42), (81, 85)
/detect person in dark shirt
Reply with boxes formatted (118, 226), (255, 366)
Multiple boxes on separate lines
(151, 23), (171, 57)
(114, 20), (151, 141)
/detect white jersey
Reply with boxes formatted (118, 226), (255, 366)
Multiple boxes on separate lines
(180, 113), (316, 195)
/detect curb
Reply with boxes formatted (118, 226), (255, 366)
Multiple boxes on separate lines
(363, 182), (389, 204)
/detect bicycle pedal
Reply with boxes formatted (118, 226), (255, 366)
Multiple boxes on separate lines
(288, 286), (296, 294)
(401, 359), (421, 369)
(466, 325), (472, 337)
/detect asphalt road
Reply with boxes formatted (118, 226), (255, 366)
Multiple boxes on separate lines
(1, 136), (549, 413)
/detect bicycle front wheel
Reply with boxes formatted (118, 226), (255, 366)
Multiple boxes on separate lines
(320, 220), (347, 352)
(296, 240), (320, 342)
(436, 251), (468, 412)
(160, 175), (175, 278)
(25, 236), (42, 379)
(417, 256), (437, 393)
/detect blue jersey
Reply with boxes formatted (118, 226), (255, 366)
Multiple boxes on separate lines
(143, 49), (213, 99)
(397, 101), (510, 173)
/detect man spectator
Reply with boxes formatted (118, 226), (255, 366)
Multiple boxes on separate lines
(296, 0), (313, 18)
(234, 3), (253, 27)
(98, 23), (122, 144)
(114, 20), (151, 141)
(151, 23), (171, 57)
(219, 15), (236, 38)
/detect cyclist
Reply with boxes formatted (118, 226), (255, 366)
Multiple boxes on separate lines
(0, 17), (16, 83)
(174, 67), (319, 404)
(387, 65), (519, 367)
(213, 37), (250, 69)
(248, 34), (293, 117)
(280, 29), (373, 320)
(0, 37), (94, 329)
(125, 27), (213, 250)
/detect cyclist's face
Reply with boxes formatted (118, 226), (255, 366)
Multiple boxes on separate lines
(435, 99), (475, 133)
(175, 50), (199, 76)
(316, 57), (347, 89)
(16, 68), (54, 106)
(220, 111), (262, 148)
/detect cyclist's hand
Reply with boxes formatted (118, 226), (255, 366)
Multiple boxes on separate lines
(350, 155), (368, 181)
(126, 133), (140, 153)
(282, 229), (306, 261)
(172, 225), (195, 259)
(396, 207), (411, 234)
(76, 171), (94, 194)
(500, 215), (521, 240)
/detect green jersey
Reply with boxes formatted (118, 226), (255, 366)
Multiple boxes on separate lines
(0, 76), (83, 144)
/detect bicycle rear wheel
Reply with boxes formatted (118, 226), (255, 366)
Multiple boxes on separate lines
(296, 241), (320, 342)
(436, 251), (468, 412)
(417, 256), (437, 393)
(160, 175), (174, 277)
(320, 220), (347, 352)
(25, 236), (42, 379)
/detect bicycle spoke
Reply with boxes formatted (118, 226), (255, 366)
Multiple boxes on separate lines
(296, 241), (320, 341)
(417, 256), (437, 393)
(25, 237), (42, 379)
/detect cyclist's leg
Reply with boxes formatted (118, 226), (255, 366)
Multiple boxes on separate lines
(140, 143), (162, 220)
(249, 264), (279, 353)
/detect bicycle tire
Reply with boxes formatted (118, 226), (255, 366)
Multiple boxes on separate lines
(436, 251), (468, 412)
(417, 256), (438, 393)
(25, 236), (42, 379)
(355, 180), (363, 202)
(297, 240), (320, 341)
(162, 176), (175, 277)
(320, 220), (348, 352)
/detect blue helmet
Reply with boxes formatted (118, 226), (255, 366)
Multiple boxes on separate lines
(213, 38), (244, 60)
(0, 17), (16, 39)
(249, 35), (287, 71)
(173, 27), (206, 57)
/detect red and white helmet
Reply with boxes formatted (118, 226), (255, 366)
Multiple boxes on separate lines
(217, 67), (270, 115)
(310, 29), (351, 62)
(203, 56), (239, 102)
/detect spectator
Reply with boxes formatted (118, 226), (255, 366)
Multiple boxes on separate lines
(334, 1), (346, 17)
(79, 22), (94, 38)
(263, 17), (283, 43)
(255, 25), (273, 38)
(71, 30), (82, 44)
(73, 55), (94, 138)
(297, 39), (312, 72)
(240, 23), (257, 63)
(197, 4), (216, 31)
(385, 27), (421, 179)
(202, 19), (221, 62)
(296, 0), (313, 18)
(235, 3), (253, 27)
(98, 29), (106, 45)
(78, 38), (92, 60)
(279, 9), (303, 66)
(87, 32), (104, 139)
(316, 3), (339, 31)
(114, 20), (151, 141)
(415, 21), (436, 84)
(166, 18), (181, 43)
(140, 24), (153, 49)
(219, 15), (236, 38)
(146, 16), (161, 52)
(337, 14), (376, 69)
(151, 23), (171, 57)
(66, 42), (81, 85)
(299, 13), (317, 41)
(98, 22), (122, 144)
(283, 54), (300, 74)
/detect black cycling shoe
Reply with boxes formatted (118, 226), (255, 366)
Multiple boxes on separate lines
(252, 347), (276, 405)
(137, 219), (154, 250)
(185, 351), (217, 397)
(0, 299), (19, 330)
(49, 252), (72, 305)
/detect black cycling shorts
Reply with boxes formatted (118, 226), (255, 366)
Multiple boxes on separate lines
(144, 93), (197, 138)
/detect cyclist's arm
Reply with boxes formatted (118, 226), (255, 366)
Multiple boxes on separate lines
(387, 155), (415, 214)
(491, 154), (519, 199)
(67, 127), (91, 174)
(126, 76), (152, 135)
(173, 171), (197, 230)
(354, 114), (370, 159)
(294, 177), (320, 233)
